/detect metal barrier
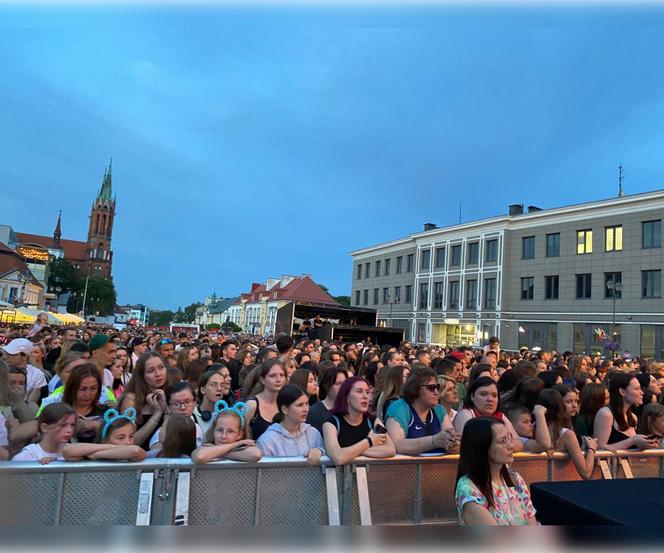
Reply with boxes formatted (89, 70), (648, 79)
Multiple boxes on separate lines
(1, 450), (662, 526)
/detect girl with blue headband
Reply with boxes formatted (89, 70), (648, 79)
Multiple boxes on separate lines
(63, 408), (146, 462)
(191, 400), (261, 464)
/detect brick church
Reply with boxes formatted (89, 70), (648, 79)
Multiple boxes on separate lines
(16, 161), (116, 280)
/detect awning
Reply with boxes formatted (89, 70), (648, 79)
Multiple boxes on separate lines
(53, 312), (85, 324)
(16, 308), (62, 325)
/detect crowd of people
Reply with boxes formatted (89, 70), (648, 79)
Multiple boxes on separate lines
(2, 320), (664, 526)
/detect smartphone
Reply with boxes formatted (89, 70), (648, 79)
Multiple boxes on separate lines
(647, 434), (661, 441)
(374, 423), (387, 435)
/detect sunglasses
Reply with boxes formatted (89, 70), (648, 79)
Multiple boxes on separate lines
(421, 384), (441, 392)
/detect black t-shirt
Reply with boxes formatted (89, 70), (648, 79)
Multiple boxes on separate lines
(75, 404), (110, 443)
(328, 413), (375, 448)
(307, 401), (333, 434)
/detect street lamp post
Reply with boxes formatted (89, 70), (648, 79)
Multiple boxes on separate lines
(608, 280), (623, 354)
(387, 294), (400, 327)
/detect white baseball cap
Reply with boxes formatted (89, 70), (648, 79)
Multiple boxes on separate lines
(1, 338), (34, 355)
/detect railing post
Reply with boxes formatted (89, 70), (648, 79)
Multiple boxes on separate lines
(340, 464), (354, 525)
(355, 465), (372, 526)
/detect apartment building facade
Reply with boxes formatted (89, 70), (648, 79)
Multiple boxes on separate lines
(350, 190), (664, 357)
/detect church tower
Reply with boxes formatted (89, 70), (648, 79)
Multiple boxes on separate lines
(85, 160), (116, 279)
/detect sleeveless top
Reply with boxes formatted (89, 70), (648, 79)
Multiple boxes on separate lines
(407, 404), (444, 454)
(607, 411), (636, 447)
(249, 397), (273, 441)
(331, 413), (375, 448)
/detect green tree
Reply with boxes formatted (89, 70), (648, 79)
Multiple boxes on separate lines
(333, 295), (351, 307)
(174, 302), (203, 323)
(48, 258), (78, 293)
(66, 276), (117, 316)
(149, 310), (176, 326)
(221, 320), (243, 332)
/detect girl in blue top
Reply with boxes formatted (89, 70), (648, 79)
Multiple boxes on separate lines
(386, 367), (459, 455)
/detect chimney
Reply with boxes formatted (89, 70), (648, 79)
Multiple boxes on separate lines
(527, 205), (543, 213)
(423, 223), (437, 231)
(508, 204), (524, 216)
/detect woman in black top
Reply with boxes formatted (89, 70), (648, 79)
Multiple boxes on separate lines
(245, 359), (287, 441)
(593, 372), (658, 451)
(323, 376), (395, 465)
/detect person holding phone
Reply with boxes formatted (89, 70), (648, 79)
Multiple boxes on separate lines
(323, 376), (395, 465)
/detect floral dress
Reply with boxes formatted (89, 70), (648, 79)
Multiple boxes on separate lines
(455, 471), (536, 525)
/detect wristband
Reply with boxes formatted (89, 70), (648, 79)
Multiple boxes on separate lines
(366, 437), (373, 448)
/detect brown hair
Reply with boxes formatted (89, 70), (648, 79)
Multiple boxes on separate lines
(120, 351), (165, 413)
(402, 367), (437, 404)
(158, 414), (197, 457)
(62, 363), (102, 408)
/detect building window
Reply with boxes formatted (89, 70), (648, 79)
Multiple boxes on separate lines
(643, 220), (661, 249)
(435, 247), (446, 269)
(485, 239), (498, 262)
(356, 265), (362, 280)
(484, 278), (496, 309)
(467, 242), (479, 265)
(375, 260), (381, 277)
(355, 290), (361, 305)
(384, 258), (391, 276)
(545, 275), (559, 300)
(383, 287), (389, 304)
(405, 285), (413, 304)
(363, 290), (369, 306)
(373, 288), (379, 305)
(407, 254), (414, 272)
(433, 282), (444, 309)
(522, 236), (535, 260)
(642, 270), (661, 298)
(576, 273), (592, 299)
(546, 233), (560, 257)
(521, 277), (534, 300)
(449, 281), (460, 309)
(420, 249), (431, 271)
(604, 272), (622, 298)
(451, 245), (461, 267)
(419, 283), (429, 309)
(466, 279), (477, 309)
(605, 226), (623, 252)
(364, 263), (370, 278)
(396, 256), (403, 274)
(394, 286), (401, 302)
(576, 230), (593, 254)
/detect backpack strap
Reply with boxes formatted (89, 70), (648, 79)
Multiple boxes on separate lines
(332, 415), (341, 432)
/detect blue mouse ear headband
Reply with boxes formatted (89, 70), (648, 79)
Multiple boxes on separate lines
(213, 400), (248, 426)
(101, 407), (137, 439)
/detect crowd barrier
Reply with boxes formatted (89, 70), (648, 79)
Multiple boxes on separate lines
(1, 449), (663, 526)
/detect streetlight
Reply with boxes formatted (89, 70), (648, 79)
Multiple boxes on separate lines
(387, 293), (400, 328)
(607, 279), (623, 349)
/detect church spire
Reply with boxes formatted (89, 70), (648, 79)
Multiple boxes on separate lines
(51, 210), (62, 249)
(98, 158), (113, 202)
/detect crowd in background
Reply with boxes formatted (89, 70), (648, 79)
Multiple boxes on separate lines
(2, 317), (664, 526)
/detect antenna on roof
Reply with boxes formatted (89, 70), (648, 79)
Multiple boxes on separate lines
(459, 202), (462, 224)
(618, 164), (625, 197)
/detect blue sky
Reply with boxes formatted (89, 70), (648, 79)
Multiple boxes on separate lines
(2, 4), (664, 310)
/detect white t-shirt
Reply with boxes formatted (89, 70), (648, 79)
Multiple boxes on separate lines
(26, 364), (47, 397)
(13, 443), (64, 462)
(149, 421), (203, 450)
(103, 368), (114, 389)
(0, 413), (8, 447)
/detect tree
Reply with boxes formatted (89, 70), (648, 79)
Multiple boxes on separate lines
(66, 276), (117, 316)
(174, 302), (203, 323)
(149, 310), (176, 326)
(47, 258), (77, 293)
(221, 321), (243, 332)
(334, 295), (351, 307)
(206, 323), (221, 331)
